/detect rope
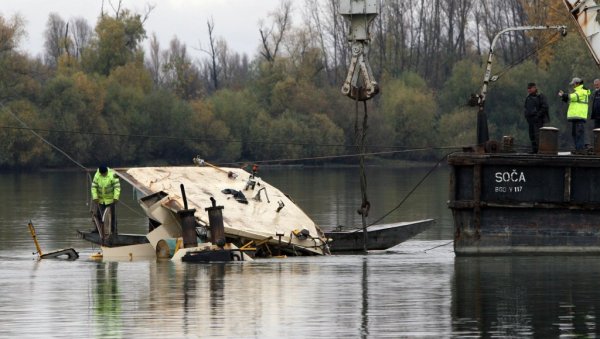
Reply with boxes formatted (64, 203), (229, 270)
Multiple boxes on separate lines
(423, 240), (453, 253)
(218, 146), (462, 167)
(2, 106), (89, 173)
(2, 103), (96, 213)
(2, 104), (147, 219)
(492, 31), (562, 81)
(355, 91), (370, 252)
(367, 152), (451, 226)
(336, 151), (451, 233)
(0, 125), (450, 150)
(118, 199), (147, 218)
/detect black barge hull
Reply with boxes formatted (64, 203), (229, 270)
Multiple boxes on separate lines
(448, 152), (600, 255)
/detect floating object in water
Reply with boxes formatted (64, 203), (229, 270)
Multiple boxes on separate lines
(28, 221), (79, 260)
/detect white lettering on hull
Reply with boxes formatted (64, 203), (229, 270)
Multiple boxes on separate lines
(494, 169), (526, 194)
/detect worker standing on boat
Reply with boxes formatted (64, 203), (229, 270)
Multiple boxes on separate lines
(589, 79), (600, 129)
(91, 165), (121, 234)
(524, 82), (549, 153)
(559, 77), (590, 153)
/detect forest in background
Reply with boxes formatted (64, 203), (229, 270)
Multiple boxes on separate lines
(0, 0), (598, 169)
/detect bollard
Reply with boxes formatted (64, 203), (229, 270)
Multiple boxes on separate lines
(502, 136), (514, 153)
(205, 197), (225, 247)
(538, 127), (559, 155)
(178, 184), (197, 248)
(594, 129), (600, 155)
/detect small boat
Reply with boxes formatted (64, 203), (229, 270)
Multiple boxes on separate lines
(324, 219), (434, 252)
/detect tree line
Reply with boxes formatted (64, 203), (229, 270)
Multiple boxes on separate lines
(0, 0), (597, 169)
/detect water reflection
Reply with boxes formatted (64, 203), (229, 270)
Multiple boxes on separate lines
(94, 262), (122, 338)
(453, 256), (600, 337)
(130, 259), (365, 337)
(360, 258), (369, 338)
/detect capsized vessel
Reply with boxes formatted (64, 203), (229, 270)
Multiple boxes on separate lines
(79, 163), (330, 260)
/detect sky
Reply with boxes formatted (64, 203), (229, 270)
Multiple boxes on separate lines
(0, 0), (289, 61)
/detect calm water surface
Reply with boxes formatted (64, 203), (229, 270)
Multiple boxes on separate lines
(1, 166), (598, 338)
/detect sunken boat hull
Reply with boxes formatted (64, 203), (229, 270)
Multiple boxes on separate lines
(325, 219), (434, 252)
(449, 152), (600, 255)
(78, 165), (330, 260)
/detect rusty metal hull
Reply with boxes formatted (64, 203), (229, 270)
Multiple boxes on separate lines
(449, 152), (600, 255)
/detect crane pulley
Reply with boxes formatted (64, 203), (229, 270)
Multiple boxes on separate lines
(339, 0), (379, 101)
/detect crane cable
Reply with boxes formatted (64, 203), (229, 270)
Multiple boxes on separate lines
(341, 151), (452, 232)
(0, 125), (459, 150)
(368, 152), (451, 227)
(2, 104), (89, 173)
(354, 92), (370, 252)
(2, 103), (146, 218)
(491, 31), (562, 82)
(2, 103), (458, 225)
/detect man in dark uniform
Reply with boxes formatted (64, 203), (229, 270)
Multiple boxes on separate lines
(524, 82), (549, 153)
(590, 78), (600, 129)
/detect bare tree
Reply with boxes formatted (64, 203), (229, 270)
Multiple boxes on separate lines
(303, 0), (334, 82)
(108, 0), (123, 18)
(146, 33), (162, 86)
(200, 18), (220, 91)
(259, 0), (293, 62)
(43, 13), (68, 68)
(163, 37), (202, 100)
(69, 17), (92, 59)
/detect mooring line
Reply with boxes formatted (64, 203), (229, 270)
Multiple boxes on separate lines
(3, 104), (89, 172)
(424, 240), (453, 253)
(367, 152), (453, 226)
(3, 104), (145, 218)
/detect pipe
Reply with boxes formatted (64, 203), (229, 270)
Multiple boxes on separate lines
(180, 184), (188, 210)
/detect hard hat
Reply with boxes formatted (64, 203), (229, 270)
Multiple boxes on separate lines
(570, 77), (582, 85)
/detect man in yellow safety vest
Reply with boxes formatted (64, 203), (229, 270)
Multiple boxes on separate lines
(559, 77), (590, 153)
(91, 165), (121, 234)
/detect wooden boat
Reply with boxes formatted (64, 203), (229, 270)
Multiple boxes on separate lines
(324, 219), (434, 252)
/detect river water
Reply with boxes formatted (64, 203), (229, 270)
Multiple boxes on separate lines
(1, 166), (599, 338)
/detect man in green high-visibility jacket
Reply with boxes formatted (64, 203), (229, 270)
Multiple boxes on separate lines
(91, 165), (121, 234)
(559, 77), (591, 153)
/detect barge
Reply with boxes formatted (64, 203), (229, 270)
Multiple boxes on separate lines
(448, 0), (600, 255)
(449, 151), (600, 255)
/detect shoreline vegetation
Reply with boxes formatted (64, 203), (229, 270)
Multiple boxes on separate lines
(0, 1), (596, 170)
